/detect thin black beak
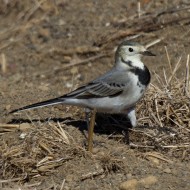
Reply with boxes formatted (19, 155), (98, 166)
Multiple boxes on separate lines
(141, 50), (156, 56)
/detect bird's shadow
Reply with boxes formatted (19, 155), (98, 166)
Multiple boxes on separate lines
(9, 113), (133, 143)
(8, 113), (177, 147)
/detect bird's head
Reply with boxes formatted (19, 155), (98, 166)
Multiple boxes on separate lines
(115, 41), (155, 69)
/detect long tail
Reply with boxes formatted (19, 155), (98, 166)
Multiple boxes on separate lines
(9, 97), (65, 114)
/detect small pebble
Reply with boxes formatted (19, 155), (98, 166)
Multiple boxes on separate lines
(19, 133), (27, 139)
(147, 156), (160, 165)
(119, 179), (138, 190)
(5, 105), (11, 111)
(38, 85), (49, 91)
(58, 19), (66, 26)
(126, 173), (133, 180)
(139, 175), (158, 189)
(66, 175), (74, 182)
(163, 168), (172, 174)
(38, 28), (50, 39)
(19, 123), (31, 131)
(70, 67), (78, 74)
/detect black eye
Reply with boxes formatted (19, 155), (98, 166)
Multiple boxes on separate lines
(129, 48), (134, 52)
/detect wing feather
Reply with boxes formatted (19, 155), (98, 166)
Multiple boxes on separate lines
(63, 82), (122, 99)
(62, 70), (130, 99)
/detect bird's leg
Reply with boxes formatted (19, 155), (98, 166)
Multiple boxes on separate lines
(87, 109), (96, 152)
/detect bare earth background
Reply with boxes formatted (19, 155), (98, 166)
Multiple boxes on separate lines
(0, 1), (190, 190)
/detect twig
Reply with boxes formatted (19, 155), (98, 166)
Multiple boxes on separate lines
(169, 106), (184, 125)
(81, 169), (104, 180)
(0, 37), (22, 51)
(164, 46), (172, 74)
(57, 121), (70, 145)
(145, 38), (162, 48)
(161, 144), (189, 148)
(168, 56), (182, 84)
(148, 107), (163, 128)
(155, 134), (176, 143)
(144, 152), (173, 164)
(0, 123), (20, 128)
(0, 123), (27, 133)
(39, 141), (52, 154)
(48, 122), (70, 144)
(137, 2), (141, 18)
(168, 117), (190, 132)
(126, 34), (142, 40)
(24, 0), (48, 21)
(129, 128), (154, 139)
(25, 182), (42, 187)
(0, 174), (27, 183)
(0, 53), (7, 73)
(37, 157), (71, 167)
(60, 179), (66, 190)
(153, 71), (165, 87)
(53, 54), (108, 72)
(149, 83), (163, 93)
(163, 68), (169, 87)
(129, 142), (154, 149)
(155, 5), (190, 17)
(185, 54), (190, 98)
(154, 98), (163, 128)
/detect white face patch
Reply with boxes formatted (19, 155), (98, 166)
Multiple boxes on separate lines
(118, 45), (146, 70)
(120, 53), (144, 70)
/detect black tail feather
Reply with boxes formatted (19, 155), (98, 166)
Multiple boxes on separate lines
(9, 97), (64, 114)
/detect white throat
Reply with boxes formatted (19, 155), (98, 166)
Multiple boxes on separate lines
(127, 55), (145, 70)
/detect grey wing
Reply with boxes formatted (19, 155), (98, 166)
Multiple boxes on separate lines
(63, 70), (131, 99)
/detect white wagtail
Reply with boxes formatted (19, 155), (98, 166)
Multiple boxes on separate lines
(10, 40), (155, 151)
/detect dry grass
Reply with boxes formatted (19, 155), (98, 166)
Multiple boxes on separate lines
(0, 122), (72, 179)
(133, 53), (190, 161)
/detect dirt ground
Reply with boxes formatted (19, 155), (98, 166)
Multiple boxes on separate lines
(0, 1), (190, 190)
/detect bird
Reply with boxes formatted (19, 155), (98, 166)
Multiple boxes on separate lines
(10, 40), (155, 152)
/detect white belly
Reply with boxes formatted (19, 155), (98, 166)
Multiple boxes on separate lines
(64, 84), (146, 114)
(89, 86), (145, 113)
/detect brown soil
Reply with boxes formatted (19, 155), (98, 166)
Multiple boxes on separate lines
(0, 1), (190, 190)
